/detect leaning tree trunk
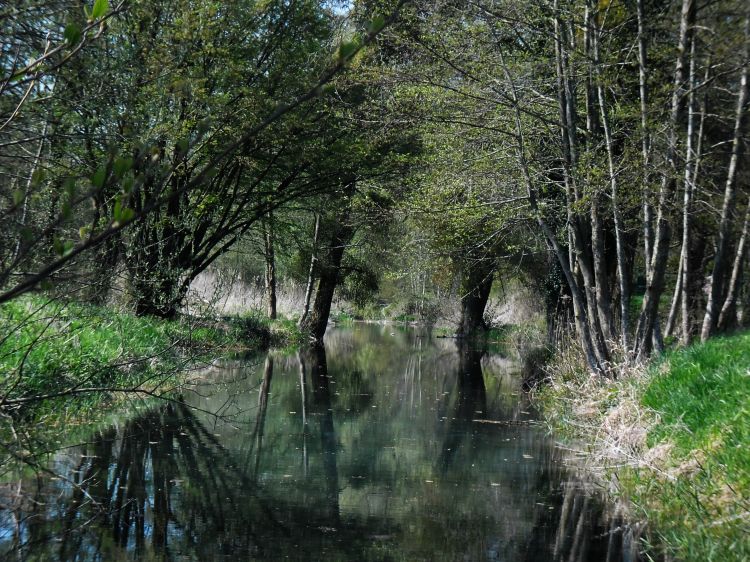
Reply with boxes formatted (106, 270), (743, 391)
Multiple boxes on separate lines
(554, 3), (610, 367)
(300, 198), (355, 342)
(500, 46), (604, 375)
(457, 259), (494, 338)
(701, 12), (749, 341)
(717, 201), (750, 332)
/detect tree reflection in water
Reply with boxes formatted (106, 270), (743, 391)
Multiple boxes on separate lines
(0, 325), (649, 561)
(438, 343), (487, 471)
(301, 344), (341, 524)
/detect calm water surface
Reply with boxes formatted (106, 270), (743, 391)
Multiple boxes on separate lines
(0, 324), (643, 561)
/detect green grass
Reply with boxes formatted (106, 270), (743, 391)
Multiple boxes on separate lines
(0, 296), (303, 475)
(644, 334), (750, 453)
(392, 313), (417, 323)
(269, 316), (305, 346)
(0, 295), (238, 471)
(0, 295), (267, 413)
(538, 331), (750, 562)
(630, 333), (750, 561)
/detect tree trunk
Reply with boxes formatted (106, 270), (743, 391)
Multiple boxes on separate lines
(665, 28), (700, 344)
(586, 0), (615, 346)
(457, 260), (494, 338)
(553, 2), (610, 366)
(593, 24), (629, 352)
(635, 0), (697, 359)
(500, 44), (604, 374)
(299, 212), (320, 326)
(717, 201), (750, 332)
(544, 255), (574, 348)
(677, 43), (708, 345)
(132, 276), (182, 319)
(637, 0), (654, 281)
(300, 195), (355, 342)
(89, 235), (122, 305)
(665, 256), (683, 339)
(591, 198), (615, 343)
(701, 12), (749, 341)
(263, 213), (277, 320)
(129, 234), (184, 320)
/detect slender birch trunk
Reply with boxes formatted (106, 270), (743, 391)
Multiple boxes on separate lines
(667, 60), (709, 341)
(665, 256), (683, 338)
(263, 212), (277, 320)
(672, 32), (700, 345)
(717, 201), (750, 332)
(701, 12), (749, 341)
(593, 25), (630, 352)
(636, 0), (653, 280)
(299, 212), (320, 326)
(635, 0), (697, 359)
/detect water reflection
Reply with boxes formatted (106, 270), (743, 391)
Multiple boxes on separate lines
(300, 344), (340, 523)
(439, 344), (487, 472)
(0, 324), (646, 561)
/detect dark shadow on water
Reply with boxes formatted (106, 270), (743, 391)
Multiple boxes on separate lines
(439, 343), (487, 472)
(300, 344), (341, 524)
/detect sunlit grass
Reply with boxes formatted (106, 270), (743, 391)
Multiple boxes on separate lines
(631, 332), (750, 562)
(537, 330), (750, 562)
(0, 295), (249, 412)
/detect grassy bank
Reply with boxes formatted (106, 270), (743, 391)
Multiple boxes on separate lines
(537, 332), (750, 561)
(0, 296), (299, 426)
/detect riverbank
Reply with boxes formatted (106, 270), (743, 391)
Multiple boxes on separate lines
(0, 295), (300, 466)
(537, 331), (750, 562)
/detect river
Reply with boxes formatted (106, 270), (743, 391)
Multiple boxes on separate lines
(0, 323), (644, 560)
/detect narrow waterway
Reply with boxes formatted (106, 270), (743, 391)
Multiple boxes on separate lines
(0, 324), (643, 561)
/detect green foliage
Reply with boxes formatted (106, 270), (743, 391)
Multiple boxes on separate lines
(330, 310), (357, 324)
(337, 37), (362, 61)
(226, 310), (274, 348)
(90, 0), (109, 20)
(63, 23), (82, 46)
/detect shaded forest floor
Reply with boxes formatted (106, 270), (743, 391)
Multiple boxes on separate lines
(537, 332), (750, 561)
